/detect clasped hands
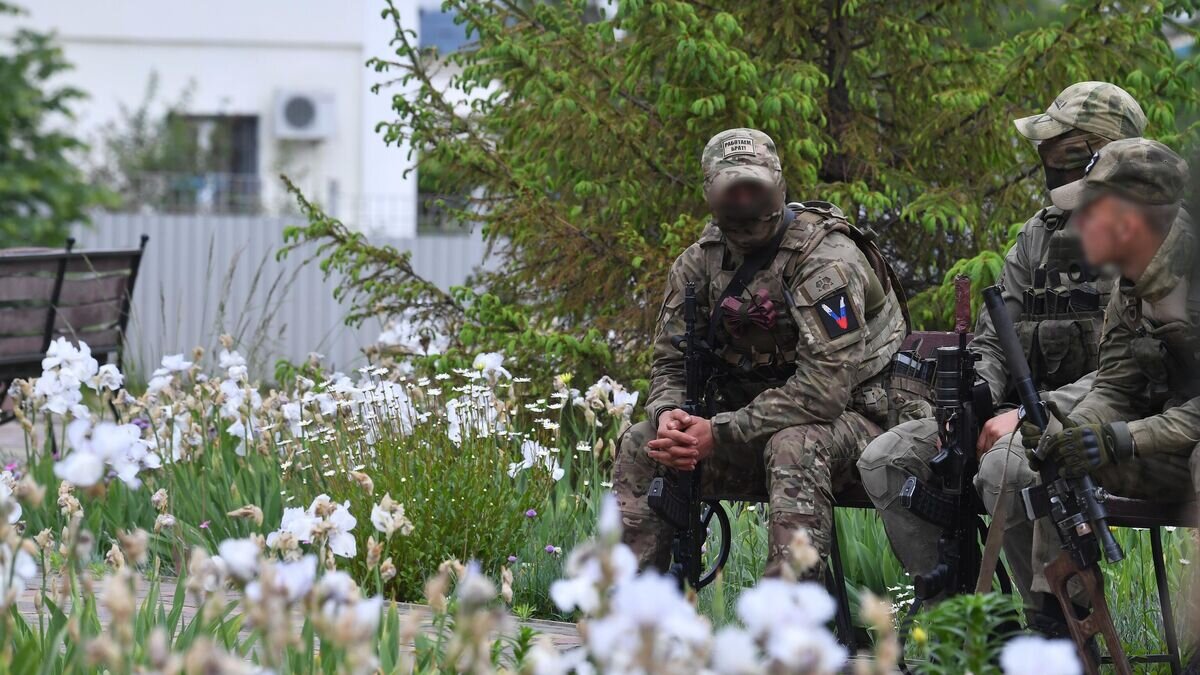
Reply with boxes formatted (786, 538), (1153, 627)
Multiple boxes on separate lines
(646, 409), (715, 471)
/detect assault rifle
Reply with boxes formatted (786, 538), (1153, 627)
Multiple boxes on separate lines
(647, 281), (732, 590)
(899, 275), (994, 600)
(983, 284), (1130, 675)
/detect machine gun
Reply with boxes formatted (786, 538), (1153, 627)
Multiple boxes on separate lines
(899, 275), (994, 600)
(982, 284), (1130, 675)
(647, 281), (732, 590)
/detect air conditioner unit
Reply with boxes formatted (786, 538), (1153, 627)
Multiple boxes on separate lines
(274, 90), (334, 141)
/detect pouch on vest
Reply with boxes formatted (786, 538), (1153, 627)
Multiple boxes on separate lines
(1015, 318), (1099, 391)
(1130, 334), (1172, 409)
(1150, 322), (1200, 402)
(851, 378), (891, 428)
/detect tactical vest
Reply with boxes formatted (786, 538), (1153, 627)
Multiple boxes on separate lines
(697, 201), (907, 417)
(1117, 253), (1200, 411)
(1014, 208), (1113, 391)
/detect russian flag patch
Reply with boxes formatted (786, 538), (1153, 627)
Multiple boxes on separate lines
(816, 291), (859, 339)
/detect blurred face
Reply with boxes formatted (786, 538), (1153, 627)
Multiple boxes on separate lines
(712, 181), (780, 251)
(1074, 195), (1135, 267)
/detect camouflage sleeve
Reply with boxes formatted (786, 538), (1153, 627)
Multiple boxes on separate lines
(1069, 294), (1147, 427)
(644, 247), (707, 426)
(708, 242), (868, 449)
(970, 216), (1040, 404)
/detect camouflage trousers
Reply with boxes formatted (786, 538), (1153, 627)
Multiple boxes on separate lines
(612, 412), (879, 580)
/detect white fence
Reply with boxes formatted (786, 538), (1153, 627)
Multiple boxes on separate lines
(70, 213), (493, 379)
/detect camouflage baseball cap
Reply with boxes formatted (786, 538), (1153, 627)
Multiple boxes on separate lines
(701, 128), (784, 198)
(1050, 137), (1189, 210)
(1014, 81), (1146, 141)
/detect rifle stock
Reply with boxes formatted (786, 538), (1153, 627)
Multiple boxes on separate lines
(981, 285), (1130, 675)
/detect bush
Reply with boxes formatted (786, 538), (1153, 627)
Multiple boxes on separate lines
(292, 387), (557, 601)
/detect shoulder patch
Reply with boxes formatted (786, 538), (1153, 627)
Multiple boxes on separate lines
(798, 265), (848, 305)
(815, 290), (860, 339)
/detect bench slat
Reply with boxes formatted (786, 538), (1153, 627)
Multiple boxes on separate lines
(0, 253), (139, 278)
(59, 327), (122, 353)
(63, 256), (139, 275)
(0, 335), (48, 360)
(53, 300), (124, 335)
(0, 327), (123, 362)
(0, 274), (131, 305)
(831, 486), (1198, 529)
(57, 274), (132, 306)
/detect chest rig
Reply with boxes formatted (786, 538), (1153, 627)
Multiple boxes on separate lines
(1119, 265), (1200, 410)
(1015, 209), (1113, 391)
(698, 202), (901, 413)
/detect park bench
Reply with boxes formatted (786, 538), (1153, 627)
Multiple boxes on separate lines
(821, 333), (1199, 672)
(0, 236), (148, 425)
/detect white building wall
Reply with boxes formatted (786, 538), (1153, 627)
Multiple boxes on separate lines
(10, 0), (431, 237)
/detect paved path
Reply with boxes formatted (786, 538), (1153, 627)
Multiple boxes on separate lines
(16, 577), (582, 651)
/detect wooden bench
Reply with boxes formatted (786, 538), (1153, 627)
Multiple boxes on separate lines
(0, 237), (148, 424)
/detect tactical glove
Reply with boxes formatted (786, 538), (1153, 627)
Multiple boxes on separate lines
(1041, 422), (1134, 477)
(1018, 400), (1062, 471)
(1020, 401), (1134, 477)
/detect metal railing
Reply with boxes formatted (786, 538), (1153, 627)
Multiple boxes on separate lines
(109, 172), (267, 215)
(110, 175), (473, 236)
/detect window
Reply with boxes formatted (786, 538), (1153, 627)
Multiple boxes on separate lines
(418, 7), (469, 54)
(143, 114), (261, 214)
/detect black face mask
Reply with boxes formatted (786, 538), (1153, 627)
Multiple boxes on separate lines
(1043, 165), (1088, 191)
(1039, 131), (1106, 191)
(714, 191), (776, 222)
(713, 192), (782, 252)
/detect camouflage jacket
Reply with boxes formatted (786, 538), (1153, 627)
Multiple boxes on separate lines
(1071, 214), (1200, 455)
(645, 203), (907, 450)
(970, 206), (1114, 407)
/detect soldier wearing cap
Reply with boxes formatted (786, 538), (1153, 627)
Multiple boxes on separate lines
(857, 82), (1155, 619)
(1002, 138), (1199, 619)
(612, 128), (908, 578)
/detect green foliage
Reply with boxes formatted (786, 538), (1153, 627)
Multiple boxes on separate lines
(908, 249), (1007, 329)
(284, 0), (1200, 376)
(292, 404), (555, 602)
(911, 592), (1022, 674)
(21, 417), (288, 560)
(0, 1), (112, 247)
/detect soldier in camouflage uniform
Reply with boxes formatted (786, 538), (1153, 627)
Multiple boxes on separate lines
(612, 128), (907, 578)
(857, 82), (1148, 611)
(1001, 139), (1198, 624)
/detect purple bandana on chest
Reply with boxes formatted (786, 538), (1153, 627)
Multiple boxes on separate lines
(721, 288), (778, 335)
